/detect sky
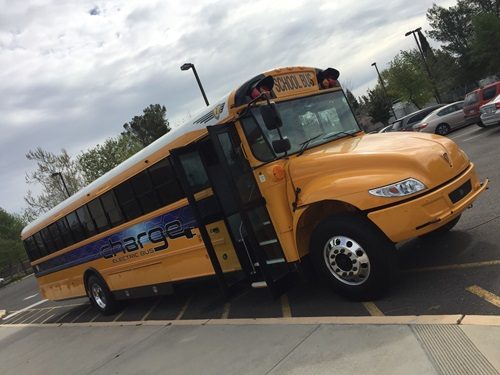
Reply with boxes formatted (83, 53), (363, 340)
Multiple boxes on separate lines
(0, 0), (456, 215)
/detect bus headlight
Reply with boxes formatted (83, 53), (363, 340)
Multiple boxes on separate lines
(369, 178), (427, 197)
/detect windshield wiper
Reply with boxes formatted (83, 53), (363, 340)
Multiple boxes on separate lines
(322, 130), (357, 141)
(297, 133), (322, 156)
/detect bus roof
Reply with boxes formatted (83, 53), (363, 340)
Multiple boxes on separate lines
(21, 94), (232, 239)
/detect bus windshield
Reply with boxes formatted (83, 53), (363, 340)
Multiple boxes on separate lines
(241, 91), (360, 162)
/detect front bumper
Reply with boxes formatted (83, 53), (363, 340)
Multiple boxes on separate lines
(367, 163), (488, 243)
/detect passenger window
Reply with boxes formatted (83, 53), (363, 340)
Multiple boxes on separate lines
(33, 232), (48, 258)
(76, 206), (97, 237)
(40, 227), (56, 254)
(130, 170), (161, 214)
(48, 222), (65, 251)
(24, 236), (40, 261)
(114, 182), (143, 221)
(100, 190), (124, 227)
(66, 211), (86, 243)
(178, 152), (210, 192)
(88, 198), (110, 233)
(148, 158), (184, 206)
(56, 217), (74, 248)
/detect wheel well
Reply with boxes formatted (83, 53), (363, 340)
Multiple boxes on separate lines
(295, 200), (362, 259)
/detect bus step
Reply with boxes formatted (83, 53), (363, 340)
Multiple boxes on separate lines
(254, 258), (285, 267)
(251, 281), (268, 289)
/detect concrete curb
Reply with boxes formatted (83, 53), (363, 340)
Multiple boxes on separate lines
(2, 314), (499, 328)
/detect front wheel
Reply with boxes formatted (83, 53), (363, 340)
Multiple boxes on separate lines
(87, 275), (119, 315)
(310, 215), (397, 300)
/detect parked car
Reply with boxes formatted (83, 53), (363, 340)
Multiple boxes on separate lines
(413, 101), (466, 135)
(479, 94), (500, 127)
(463, 81), (500, 127)
(380, 104), (445, 133)
(0, 277), (5, 286)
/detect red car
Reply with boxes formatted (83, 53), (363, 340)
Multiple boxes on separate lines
(463, 81), (500, 127)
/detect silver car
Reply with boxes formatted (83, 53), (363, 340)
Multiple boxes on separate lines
(480, 94), (500, 127)
(413, 101), (466, 135)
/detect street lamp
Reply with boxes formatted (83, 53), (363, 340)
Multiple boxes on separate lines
(180, 63), (210, 107)
(404, 27), (441, 103)
(371, 62), (397, 120)
(51, 172), (70, 198)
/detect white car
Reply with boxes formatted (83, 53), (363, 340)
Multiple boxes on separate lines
(413, 101), (466, 135)
(0, 277), (4, 286)
(480, 94), (500, 127)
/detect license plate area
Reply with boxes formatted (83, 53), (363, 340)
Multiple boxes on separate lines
(449, 180), (472, 203)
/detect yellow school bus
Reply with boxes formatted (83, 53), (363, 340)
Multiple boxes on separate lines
(21, 66), (488, 314)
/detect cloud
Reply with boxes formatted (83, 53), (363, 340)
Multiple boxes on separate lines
(0, 0), (451, 214)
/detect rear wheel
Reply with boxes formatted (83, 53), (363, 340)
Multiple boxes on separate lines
(435, 123), (450, 135)
(87, 275), (119, 315)
(477, 119), (486, 128)
(310, 215), (397, 300)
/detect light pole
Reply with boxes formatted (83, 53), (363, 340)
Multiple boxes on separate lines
(371, 62), (397, 120)
(51, 172), (70, 198)
(180, 63), (209, 107)
(404, 27), (441, 103)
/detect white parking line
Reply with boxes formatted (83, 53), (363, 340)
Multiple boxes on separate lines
(23, 294), (38, 301)
(2, 299), (48, 321)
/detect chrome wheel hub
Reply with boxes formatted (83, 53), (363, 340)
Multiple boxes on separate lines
(91, 283), (107, 309)
(323, 235), (371, 285)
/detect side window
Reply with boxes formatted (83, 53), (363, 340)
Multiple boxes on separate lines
(33, 232), (48, 258)
(114, 182), (143, 221)
(178, 152), (210, 192)
(66, 211), (86, 243)
(483, 86), (497, 101)
(24, 236), (40, 261)
(100, 190), (124, 227)
(130, 170), (161, 214)
(148, 158), (184, 206)
(56, 217), (74, 248)
(48, 222), (65, 251)
(88, 198), (110, 233)
(76, 205), (97, 237)
(40, 227), (56, 255)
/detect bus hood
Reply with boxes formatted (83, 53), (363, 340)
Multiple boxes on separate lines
(288, 133), (470, 209)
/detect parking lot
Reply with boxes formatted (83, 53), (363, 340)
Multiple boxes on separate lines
(2, 124), (500, 326)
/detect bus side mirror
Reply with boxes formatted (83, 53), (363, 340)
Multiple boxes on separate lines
(260, 103), (282, 130)
(272, 138), (291, 154)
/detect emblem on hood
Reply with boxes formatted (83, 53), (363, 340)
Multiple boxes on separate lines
(441, 152), (452, 167)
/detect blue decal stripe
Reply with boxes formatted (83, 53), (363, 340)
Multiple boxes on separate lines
(34, 206), (196, 278)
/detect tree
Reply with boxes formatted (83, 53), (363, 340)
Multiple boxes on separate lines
(24, 148), (84, 222)
(0, 207), (27, 268)
(382, 50), (434, 109)
(363, 86), (392, 126)
(78, 134), (143, 185)
(345, 89), (360, 114)
(426, 0), (500, 85)
(122, 104), (170, 147)
(470, 13), (500, 77)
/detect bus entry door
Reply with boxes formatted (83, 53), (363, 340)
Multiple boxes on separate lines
(171, 124), (294, 298)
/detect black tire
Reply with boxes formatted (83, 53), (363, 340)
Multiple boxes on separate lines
(310, 214), (397, 301)
(421, 214), (461, 238)
(477, 119), (486, 128)
(435, 123), (450, 135)
(87, 275), (119, 315)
